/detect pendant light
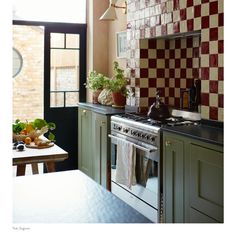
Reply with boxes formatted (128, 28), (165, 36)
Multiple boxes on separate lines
(99, 0), (126, 21)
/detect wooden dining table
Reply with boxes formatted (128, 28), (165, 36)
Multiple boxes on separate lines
(13, 143), (68, 176)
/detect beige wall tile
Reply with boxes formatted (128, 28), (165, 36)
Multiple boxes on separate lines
(218, 26), (224, 40)
(201, 80), (209, 93)
(201, 105), (209, 119)
(175, 88), (180, 98)
(209, 41), (218, 54)
(139, 58), (148, 68)
(218, 81), (223, 94)
(201, 28), (210, 41)
(139, 97), (149, 107)
(148, 49), (156, 58)
(180, 79), (186, 88)
(156, 39), (165, 49)
(193, 18), (201, 31)
(179, 0), (186, 9)
(218, 108), (224, 121)
(209, 93), (218, 107)
(140, 39), (148, 49)
(149, 69), (156, 78)
(173, 10), (180, 22)
(201, 54), (209, 67)
(201, 3), (209, 16)
(149, 88), (157, 97)
(210, 14), (218, 28)
(187, 7), (194, 20)
(157, 78), (165, 87)
(209, 68), (218, 80)
(140, 78), (149, 87)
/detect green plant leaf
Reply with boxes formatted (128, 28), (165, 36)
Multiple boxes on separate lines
(48, 132), (55, 141)
(32, 119), (47, 129)
(47, 122), (56, 130)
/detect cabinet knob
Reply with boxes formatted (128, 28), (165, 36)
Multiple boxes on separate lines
(82, 110), (86, 115)
(101, 121), (106, 125)
(165, 140), (172, 146)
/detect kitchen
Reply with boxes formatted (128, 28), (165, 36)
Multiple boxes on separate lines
(1, 0), (232, 229)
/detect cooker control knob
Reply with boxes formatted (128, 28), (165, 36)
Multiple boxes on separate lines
(117, 126), (122, 131)
(137, 132), (141, 137)
(150, 136), (155, 142)
(123, 128), (129, 133)
(145, 135), (150, 140)
(141, 133), (146, 138)
(131, 130), (136, 135)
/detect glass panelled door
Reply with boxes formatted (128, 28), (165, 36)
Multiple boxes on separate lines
(50, 33), (80, 107)
(44, 24), (86, 171)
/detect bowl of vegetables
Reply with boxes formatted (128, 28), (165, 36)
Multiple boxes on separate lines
(13, 118), (56, 143)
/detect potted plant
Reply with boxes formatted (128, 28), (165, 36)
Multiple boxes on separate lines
(86, 71), (108, 103)
(106, 61), (128, 107)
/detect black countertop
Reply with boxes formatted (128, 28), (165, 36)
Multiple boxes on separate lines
(78, 103), (223, 146)
(78, 102), (126, 115)
(161, 123), (223, 146)
(13, 170), (151, 223)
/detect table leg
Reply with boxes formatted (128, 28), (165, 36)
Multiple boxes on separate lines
(16, 164), (26, 176)
(31, 163), (39, 174)
(45, 162), (56, 172)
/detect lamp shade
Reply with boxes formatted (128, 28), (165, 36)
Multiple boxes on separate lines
(99, 6), (117, 20)
(99, 0), (118, 21)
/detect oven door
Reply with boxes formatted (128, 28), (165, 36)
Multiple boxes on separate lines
(109, 133), (160, 222)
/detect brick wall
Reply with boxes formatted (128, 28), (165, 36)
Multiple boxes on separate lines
(126, 0), (224, 121)
(13, 25), (44, 121)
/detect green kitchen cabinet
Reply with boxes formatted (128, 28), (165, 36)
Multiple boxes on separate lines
(163, 131), (223, 223)
(78, 108), (111, 189)
(163, 135), (185, 223)
(187, 143), (223, 222)
(78, 108), (92, 178)
(92, 112), (110, 189)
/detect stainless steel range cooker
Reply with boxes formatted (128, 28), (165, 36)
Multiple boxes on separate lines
(109, 110), (201, 222)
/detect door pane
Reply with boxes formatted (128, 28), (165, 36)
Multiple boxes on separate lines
(50, 48), (80, 107)
(51, 33), (64, 48)
(66, 34), (80, 49)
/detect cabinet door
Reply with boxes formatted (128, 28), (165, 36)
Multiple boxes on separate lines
(189, 143), (223, 222)
(78, 108), (92, 177)
(163, 134), (184, 223)
(189, 207), (217, 223)
(92, 113), (108, 188)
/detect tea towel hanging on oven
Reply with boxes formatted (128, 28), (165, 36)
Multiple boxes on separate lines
(116, 140), (136, 189)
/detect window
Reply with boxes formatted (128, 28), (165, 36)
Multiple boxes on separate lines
(13, 0), (86, 23)
(13, 48), (23, 77)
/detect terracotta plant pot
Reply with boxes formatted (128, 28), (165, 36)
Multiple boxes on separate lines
(112, 92), (126, 107)
(92, 89), (102, 103)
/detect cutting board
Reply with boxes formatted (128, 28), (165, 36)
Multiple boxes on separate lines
(25, 142), (54, 149)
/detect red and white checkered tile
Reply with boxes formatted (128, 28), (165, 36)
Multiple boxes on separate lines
(138, 36), (200, 109)
(126, 0), (224, 121)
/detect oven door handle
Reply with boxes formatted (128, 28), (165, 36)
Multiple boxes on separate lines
(108, 134), (157, 153)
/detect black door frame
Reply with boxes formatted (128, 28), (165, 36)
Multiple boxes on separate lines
(13, 20), (87, 171)
(13, 20), (87, 105)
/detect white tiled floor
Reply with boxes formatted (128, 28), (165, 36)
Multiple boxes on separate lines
(13, 163), (44, 177)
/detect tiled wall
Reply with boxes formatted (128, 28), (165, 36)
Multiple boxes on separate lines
(126, 0), (224, 121)
(139, 35), (200, 109)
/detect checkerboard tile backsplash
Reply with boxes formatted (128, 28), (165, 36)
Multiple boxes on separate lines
(126, 0), (224, 121)
(139, 36), (200, 109)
